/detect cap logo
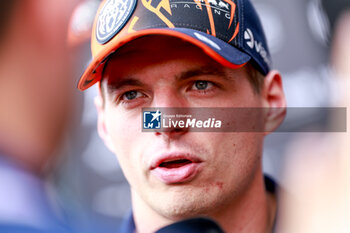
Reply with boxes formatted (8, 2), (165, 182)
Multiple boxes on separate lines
(244, 28), (271, 66)
(127, 0), (239, 42)
(96, 0), (137, 44)
(244, 28), (254, 49)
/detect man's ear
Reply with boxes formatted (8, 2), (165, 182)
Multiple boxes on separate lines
(262, 70), (287, 134)
(95, 94), (115, 153)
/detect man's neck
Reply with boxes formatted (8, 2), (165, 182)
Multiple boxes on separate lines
(209, 174), (276, 233)
(131, 172), (276, 233)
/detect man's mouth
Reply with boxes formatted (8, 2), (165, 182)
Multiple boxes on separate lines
(158, 159), (193, 168)
(150, 154), (203, 184)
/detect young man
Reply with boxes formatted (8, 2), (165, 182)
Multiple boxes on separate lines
(78, 0), (286, 232)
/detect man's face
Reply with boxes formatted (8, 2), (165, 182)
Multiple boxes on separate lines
(98, 36), (267, 219)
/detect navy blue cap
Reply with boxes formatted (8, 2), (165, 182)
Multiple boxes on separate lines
(78, 0), (271, 90)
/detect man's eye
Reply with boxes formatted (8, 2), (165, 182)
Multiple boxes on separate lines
(193, 80), (213, 90)
(121, 90), (143, 100)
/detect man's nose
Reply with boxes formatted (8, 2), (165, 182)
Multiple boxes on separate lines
(152, 89), (189, 140)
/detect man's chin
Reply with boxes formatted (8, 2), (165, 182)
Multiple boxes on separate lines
(146, 191), (220, 220)
(156, 205), (210, 221)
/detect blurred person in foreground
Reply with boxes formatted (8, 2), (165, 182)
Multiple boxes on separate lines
(77, 0), (287, 232)
(0, 1), (78, 232)
(278, 1), (350, 232)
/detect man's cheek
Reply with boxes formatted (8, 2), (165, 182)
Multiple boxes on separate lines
(110, 122), (145, 167)
(107, 114), (139, 138)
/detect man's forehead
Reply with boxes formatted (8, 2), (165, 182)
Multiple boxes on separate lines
(104, 64), (229, 85)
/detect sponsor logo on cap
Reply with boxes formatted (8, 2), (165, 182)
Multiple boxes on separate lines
(244, 28), (254, 49)
(96, 0), (137, 44)
(244, 28), (271, 66)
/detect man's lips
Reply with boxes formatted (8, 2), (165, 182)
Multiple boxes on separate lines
(150, 153), (203, 184)
(150, 153), (202, 169)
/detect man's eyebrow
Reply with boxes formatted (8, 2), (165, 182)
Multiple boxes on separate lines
(176, 65), (228, 81)
(106, 78), (145, 93)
